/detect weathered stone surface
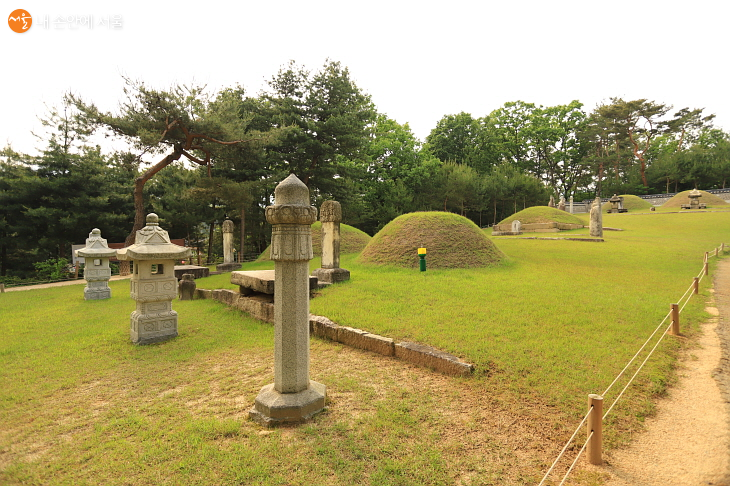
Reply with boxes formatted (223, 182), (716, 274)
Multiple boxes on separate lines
(558, 196), (566, 211)
(76, 228), (116, 300)
(173, 265), (209, 280)
(194, 288), (213, 299)
(589, 197), (603, 237)
(249, 381), (326, 426)
(395, 342), (474, 376)
(311, 267), (351, 284)
(548, 195), (555, 207)
(251, 173), (325, 426)
(309, 315), (340, 342)
(178, 274), (196, 300)
(313, 200), (350, 283)
(232, 270), (276, 294)
(118, 213), (191, 345)
(511, 220), (522, 233)
(211, 289), (274, 323)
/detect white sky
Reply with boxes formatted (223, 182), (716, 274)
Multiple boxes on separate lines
(3, 0), (729, 157)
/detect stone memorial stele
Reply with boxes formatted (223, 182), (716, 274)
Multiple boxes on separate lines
(511, 220), (522, 233)
(312, 200), (351, 284)
(75, 228), (116, 300)
(589, 197), (603, 237)
(216, 218), (242, 273)
(250, 174), (326, 426)
(117, 213), (191, 345)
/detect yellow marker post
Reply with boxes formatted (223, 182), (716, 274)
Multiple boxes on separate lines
(418, 247), (427, 271)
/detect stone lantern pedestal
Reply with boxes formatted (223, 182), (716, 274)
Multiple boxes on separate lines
(117, 213), (191, 345)
(75, 228), (117, 300)
(250, 174), (326, 426)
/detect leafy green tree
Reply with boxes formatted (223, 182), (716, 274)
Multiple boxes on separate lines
(69, 79), (271, 246)
(425, 112), (499, 173)
(259, 60), (377, 196)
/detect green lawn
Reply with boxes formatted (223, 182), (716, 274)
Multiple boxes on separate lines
(1, 209), (728, 485)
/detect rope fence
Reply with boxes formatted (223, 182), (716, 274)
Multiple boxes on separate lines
(539, 243), (727, 485)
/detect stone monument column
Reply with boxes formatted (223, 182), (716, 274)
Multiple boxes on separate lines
(216, 218), (242, 272)
(250, 174), (326, 426)
(312, 200), (351, 284)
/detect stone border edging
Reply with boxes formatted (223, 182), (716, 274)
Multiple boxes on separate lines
(194, 288), (474, 377)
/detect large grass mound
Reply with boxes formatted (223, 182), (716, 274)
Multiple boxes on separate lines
(498, 206), (584, 225)
(359, 211), (503, 268)
(602, 194), (654, 212)
(257, 221), (371, 261)
(663, 190), (728, 208)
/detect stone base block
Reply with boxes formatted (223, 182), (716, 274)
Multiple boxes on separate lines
(84, 287), (111, 300)
(311, 267), (350, 284)
(249, 381), (326, 427)
(130, 311), (178, 345)
(215, 262), (242, 273)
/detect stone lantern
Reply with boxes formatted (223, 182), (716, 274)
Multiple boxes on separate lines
(116, 213), (191, 345)
(688, 189), (702, 208)
(75, 228), (116, 300)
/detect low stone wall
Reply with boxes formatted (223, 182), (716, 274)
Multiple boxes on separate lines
(196, 289), (474, 377)
(492, 222), (584, 235)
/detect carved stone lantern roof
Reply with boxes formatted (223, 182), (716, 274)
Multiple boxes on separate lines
(609, 194), (622, 203)
(116, 213), (190, 261)
(688, 189), (702, 199)
(76, 228), (117, 259)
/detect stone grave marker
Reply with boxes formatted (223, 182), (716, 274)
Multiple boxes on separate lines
(216, 218), (242, 272)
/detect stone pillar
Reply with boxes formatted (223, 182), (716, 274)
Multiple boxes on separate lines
(216, 218), (242, 272)
(75, 228), (116, 300)
(250, 174), (326, 426)
(589, 197), (603, 237)
(569, 196), (574, 214)
(312, 200), (351, 284)
(116, 213), (191, 345)
(178, 274), (196, 300)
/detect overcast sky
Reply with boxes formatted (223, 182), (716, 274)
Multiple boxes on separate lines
(4, 0), (729, 158)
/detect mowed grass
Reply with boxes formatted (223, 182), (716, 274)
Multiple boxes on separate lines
(1, 209), (728, 485)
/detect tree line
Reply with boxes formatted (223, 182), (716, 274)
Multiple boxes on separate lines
(2, 60), (729, 278)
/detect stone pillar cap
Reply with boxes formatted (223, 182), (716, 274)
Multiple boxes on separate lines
(275, 174), (310, 206)
(117, 213), (191, 261)
(76, 228), (117, 258)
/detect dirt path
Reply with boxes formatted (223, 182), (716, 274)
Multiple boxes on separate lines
(2, 274), (130, 292)
(585, 259), (730, 485)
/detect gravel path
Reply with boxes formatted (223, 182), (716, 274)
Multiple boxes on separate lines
(586, 259), (730, 485)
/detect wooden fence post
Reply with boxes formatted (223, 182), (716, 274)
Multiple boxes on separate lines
(670, 303), (680, 335)
(693, 277), (699, 295)
(716, 247), (719, 257)
(705, 251), (709, 263)
(0, 283), (5, 293)
(704, 261), (709, 276)
(587, 394), (603, 465)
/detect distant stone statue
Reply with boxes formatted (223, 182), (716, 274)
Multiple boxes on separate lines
(558, 196), (566, 211)
(548, 195), (556, 208)
(589, 197), (603, 237)
(178, 274), (196, 300)
(216, 218), (242, 272)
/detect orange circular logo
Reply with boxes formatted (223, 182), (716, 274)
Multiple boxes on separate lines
(8, 9), (32, 33)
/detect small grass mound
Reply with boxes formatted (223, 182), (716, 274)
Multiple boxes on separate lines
(257, 221), (371, 261)
(498, 206), (584, 226)
(662, 190), (728, 208)
(358, 211), (504, 269)
(602, 194), (654, 212)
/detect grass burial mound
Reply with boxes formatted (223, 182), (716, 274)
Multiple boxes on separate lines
(498, 206), (584, 226)
(358, 211), (504, 269)
(257, 221), (371, 261)
(663, 189), (728, 208)
(602, 194), (654, 212)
